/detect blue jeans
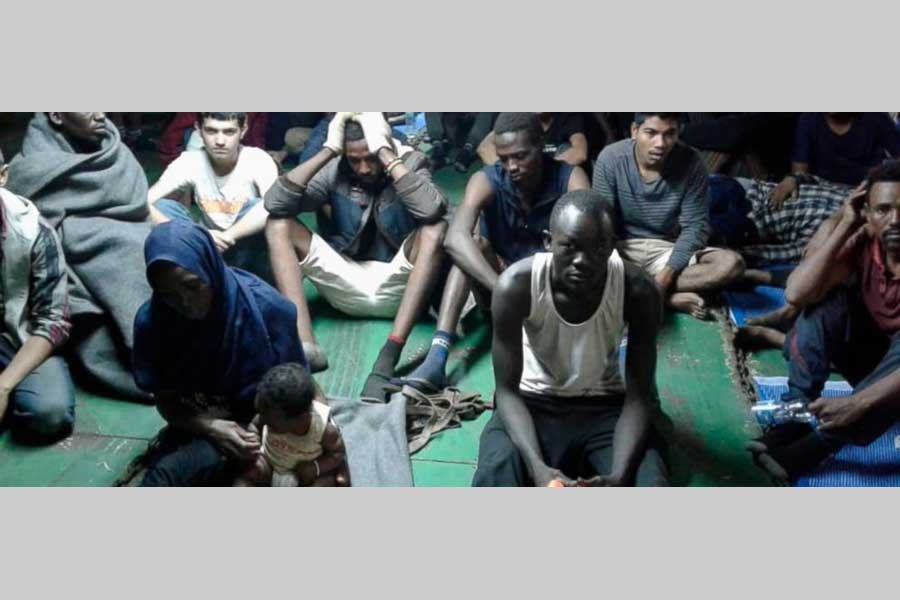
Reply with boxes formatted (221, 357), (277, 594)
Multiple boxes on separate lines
(784, 287), (900, 446)
(0, 335), (75, 442)
(297, 117), (330, 164)
(154, 197), (273, 283)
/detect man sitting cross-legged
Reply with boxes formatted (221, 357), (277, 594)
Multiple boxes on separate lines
(394, 112), (590, 393)
(593, 112), (746, 319)
(148, 112), (277, 280)
(472, 190), (669, 487)
(747, 160), (900, 483)
(264, 112), (448, 399)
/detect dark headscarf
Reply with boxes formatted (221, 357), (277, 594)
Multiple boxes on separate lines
(133, 221), (306, 404)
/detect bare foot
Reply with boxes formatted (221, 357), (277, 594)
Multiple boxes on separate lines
(669, 292), (711, 320)
(743, 269), (774, 286)
(745, 304), (798, 330)
(734, 325), (786, 350)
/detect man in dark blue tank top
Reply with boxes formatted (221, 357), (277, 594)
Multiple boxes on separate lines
(394, 113), (591, 393)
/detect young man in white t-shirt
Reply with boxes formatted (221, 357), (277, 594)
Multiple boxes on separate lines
(148, 112), (278, 278)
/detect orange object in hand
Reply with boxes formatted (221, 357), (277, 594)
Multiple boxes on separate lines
(547, 479), (566, 487)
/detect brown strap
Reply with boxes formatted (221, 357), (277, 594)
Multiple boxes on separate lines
(402, 385), (492, 455)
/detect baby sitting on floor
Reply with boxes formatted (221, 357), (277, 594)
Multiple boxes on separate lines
(235, 363), (349, 487)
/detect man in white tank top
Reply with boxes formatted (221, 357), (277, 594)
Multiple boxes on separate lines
(473, 191), (669, 487)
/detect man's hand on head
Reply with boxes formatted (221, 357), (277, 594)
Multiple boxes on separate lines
(356, 112), (395, 156)
(838, 182), (869, 230)
(323, 112), (358, 156)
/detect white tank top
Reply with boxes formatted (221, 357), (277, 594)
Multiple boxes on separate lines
(520, 251), (627, 398)
(262, 400), (331, 474)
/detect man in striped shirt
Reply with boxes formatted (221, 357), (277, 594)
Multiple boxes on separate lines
(592, 113), (746, 319)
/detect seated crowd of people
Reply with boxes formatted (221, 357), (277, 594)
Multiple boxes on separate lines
(0, 111), (898, 487)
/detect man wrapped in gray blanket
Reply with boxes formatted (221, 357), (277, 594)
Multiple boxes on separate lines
(7, 113), (153, 400)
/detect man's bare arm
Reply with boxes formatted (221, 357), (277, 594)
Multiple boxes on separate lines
(492, 259), (571, 486)
(444, 171), (500, 291)
(556, 133), (589, 166)
(566, 165), (591, 192)
(477, 131), (498, 165)
(609, 266), (663, 484)
(785, 186), (867, 307)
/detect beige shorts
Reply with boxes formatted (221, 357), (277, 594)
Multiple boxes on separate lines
(616, 239), (713, 276)
(301, 233), (414, 318)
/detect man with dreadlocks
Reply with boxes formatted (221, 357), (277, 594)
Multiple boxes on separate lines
(263, 112), (448, 401)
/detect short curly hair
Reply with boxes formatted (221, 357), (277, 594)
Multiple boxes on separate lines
(549, 189), (616, 241)
(255, 363), (316, 418)
(494, 112), (543, 147)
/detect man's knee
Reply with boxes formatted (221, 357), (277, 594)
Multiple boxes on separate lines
(715, 250), (745, 283)
(284, 127), (313, 154)
(634, 449), (670, 487)
(472, 446), (526, 486)
(472, 421), (529, 487)
(153, 198), (193, 222)
(141, 438), (225, 487)
(266, 218), (310, 260)
(418, 220), (448, 250)
(14, 398), (75, 442)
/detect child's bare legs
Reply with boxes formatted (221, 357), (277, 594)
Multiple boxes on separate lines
(234, 454), (272, 487)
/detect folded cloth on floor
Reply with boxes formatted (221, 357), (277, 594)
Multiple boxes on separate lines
(329, 395), (414, 487)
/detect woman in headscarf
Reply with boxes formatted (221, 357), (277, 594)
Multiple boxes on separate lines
(135, 220), (307, 486)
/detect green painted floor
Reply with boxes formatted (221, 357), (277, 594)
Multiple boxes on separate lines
(0, 148), (775, 487)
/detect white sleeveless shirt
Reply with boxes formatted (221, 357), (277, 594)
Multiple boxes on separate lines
(520, 251), (627, 398)
(262, 400), (331, 474)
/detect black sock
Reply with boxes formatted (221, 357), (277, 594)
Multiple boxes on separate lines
(373, 338), (404, 376)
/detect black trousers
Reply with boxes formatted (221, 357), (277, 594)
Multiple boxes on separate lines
(472, 394), (669, 487)
(141, 423), (249, 487)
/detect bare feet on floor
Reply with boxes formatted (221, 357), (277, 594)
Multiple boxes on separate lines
(734, 325), (786, 350)
(745, 304), (798, 330)
(668, 292), (711, 320)
(302, 342), (329, 373)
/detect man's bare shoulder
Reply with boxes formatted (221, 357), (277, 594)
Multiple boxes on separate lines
(493, 256), (536, 318)
(496, 257), (535, 294)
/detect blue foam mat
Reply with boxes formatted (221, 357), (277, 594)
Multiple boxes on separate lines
(725, 286), (787, 327)
(723, 263), (795, 327)
(753, 376), (900, 487)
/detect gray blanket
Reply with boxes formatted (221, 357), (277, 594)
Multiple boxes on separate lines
(7, 113), (153, 400)
(330, 395), (414, 487)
